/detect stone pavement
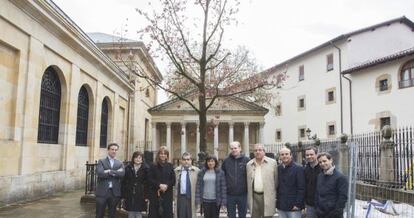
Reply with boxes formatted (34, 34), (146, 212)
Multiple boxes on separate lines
(0, 190), (279, 218)
(0, 190), (95, 218)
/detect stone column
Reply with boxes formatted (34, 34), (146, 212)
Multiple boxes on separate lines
(214, 124), (219, 157)
(181, 122), (187, 153)
(196, 122), (200, 159)
(380, 125), (395, 182)
(166, 122), (172, 161)
(338, 134), (349, 176)
(151, 122), (157, 151)
(243, 122), (250, 156)
(90, 80), (102, 162)
(228, 122), (234, 153)
(259, 122), (265, 144)
(63, 64), (80, 171)
(229, 122), (234, 145)
(19, 37), (45, 174)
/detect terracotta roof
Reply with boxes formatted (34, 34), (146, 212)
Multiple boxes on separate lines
(342, 47), (414, 74)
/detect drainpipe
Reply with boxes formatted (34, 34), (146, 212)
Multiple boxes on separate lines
(330, 42), (344, 134)
(342, 74), (353, 135)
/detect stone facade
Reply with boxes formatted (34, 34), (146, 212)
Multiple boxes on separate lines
(149, 96), (268, 160)
(0, 0), (160, 206)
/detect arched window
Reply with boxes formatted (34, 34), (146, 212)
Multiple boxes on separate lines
(76, 86), (89, 146)
(38, 67), (61, 144)
(100, 98), (109, 148)
(400, 60), (414, 88)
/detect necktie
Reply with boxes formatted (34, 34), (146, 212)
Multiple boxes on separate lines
(185, 167), (191, 199)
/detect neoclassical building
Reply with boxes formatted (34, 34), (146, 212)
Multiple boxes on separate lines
(0, 0), (160, 206)
(149, 96), (268, 161)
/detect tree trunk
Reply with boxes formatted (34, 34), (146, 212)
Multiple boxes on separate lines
(198, 96), (207, 153)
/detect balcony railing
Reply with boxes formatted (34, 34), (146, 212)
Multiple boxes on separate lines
(399, 79), (414, 88)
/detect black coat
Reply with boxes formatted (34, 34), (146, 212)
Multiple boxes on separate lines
(121, 163), (149, 212)
(221, 154), (249, 195)
(304, 163), (322, 206)
(276, 161), (305, 211)
(315, 168), (348, 218)
(147, 162), (176, 218)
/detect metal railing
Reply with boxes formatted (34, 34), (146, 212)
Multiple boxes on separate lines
(264, 126), (414, 190)
(85, 161), (97, 195)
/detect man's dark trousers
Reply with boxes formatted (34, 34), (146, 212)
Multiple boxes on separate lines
(96, 188), (120, 218)
(227, 194), (247, 218)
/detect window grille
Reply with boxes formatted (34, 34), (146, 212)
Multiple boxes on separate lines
(37, 67), (61, 144)
(76, 86), (89, 146)
(100, 98), (109, 148)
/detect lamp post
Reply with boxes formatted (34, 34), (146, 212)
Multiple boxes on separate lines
(306, 128), (320, 146)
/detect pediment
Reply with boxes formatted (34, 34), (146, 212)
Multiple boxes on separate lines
(149, 96), (268, 114)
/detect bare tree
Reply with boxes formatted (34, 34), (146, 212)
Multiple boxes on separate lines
(127, 0), (279, 153)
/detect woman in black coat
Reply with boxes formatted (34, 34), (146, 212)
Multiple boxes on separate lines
(147, 146), (176, 218)
(121, 151), (149, 218)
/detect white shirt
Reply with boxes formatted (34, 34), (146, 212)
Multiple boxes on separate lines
(108, 156), (115, 188)
(180, 168), (189, 195)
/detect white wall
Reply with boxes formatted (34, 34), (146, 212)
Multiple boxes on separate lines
(264, 45), (345, 144)
(347, 23), (414, 68)
(351, 56), (414, 133)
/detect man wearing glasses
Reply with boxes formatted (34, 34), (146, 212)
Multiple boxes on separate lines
(175, 152), (200, 218)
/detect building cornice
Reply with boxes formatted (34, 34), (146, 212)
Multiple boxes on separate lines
(10, 0), (133, 91)
(96, 41), (163, 82)
(260, 16), (414, 76)
(342, 47), (414, 74)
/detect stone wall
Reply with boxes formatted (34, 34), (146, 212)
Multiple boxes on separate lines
(356, 182), (414, 206)
(0, 169), (85, 207)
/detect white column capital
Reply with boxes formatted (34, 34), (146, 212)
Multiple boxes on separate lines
(244, 122), (250, 128)
(165, 122), (172, 127)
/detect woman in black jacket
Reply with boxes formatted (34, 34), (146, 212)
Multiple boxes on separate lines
(121, 151), (149, 218)
(147, 146), (176, 218)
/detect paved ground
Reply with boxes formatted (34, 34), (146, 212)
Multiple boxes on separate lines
(0, 190), (279, 217)
(0, 190), (95, 218)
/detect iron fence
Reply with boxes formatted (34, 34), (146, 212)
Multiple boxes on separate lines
(264, 126), (414, 190)
(84, 161), (97, 195)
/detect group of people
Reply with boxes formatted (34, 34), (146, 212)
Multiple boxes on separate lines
(95, 141), (348, 218)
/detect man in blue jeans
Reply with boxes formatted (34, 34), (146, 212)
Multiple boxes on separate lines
(222, 141), (250, 218)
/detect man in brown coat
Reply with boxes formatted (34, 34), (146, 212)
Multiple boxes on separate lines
(247, 144), (278, 218)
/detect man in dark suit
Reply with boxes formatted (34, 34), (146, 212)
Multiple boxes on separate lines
(96, 143), (125, 218)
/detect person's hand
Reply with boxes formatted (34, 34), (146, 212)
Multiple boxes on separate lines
(104, 169), (111, 174)
(292, 206), (300, 211)
(159, 184), (168, 192)
(117, 168), (123, 172)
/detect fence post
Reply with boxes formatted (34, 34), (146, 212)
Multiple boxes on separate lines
(338, 134), (349, 176)
(296, 141), (304, 165)
(380, 125), (394, 183)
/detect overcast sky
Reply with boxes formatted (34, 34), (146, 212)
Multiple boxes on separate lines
(53, 0), (414, 102)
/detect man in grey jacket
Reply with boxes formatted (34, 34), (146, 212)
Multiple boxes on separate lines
(96, 143), (125, 218)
